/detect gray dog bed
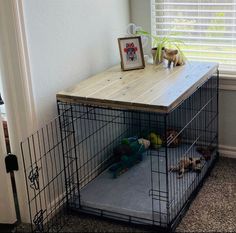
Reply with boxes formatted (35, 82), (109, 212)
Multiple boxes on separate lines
(78, 145), (208, 224)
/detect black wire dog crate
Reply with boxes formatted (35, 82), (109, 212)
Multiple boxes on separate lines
(21, 62), (219, 232)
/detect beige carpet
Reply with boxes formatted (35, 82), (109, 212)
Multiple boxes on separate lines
(176, 157), (236, 232)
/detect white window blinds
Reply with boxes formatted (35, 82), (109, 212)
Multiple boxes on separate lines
(152, 0), (236, 75)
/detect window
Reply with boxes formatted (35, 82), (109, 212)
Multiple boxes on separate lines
(152, 0), (236, 75)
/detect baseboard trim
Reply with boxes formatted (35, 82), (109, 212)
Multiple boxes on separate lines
(219, 144), (236, 159)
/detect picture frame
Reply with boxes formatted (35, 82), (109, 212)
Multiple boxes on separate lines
(118, 36), (145, 71)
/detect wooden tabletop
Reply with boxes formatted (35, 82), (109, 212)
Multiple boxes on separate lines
(57, 61), (218, 113)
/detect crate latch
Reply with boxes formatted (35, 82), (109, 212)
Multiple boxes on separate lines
(5, 153), (19, 173)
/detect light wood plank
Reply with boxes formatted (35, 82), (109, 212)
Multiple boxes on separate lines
(136, 63), (208, 106)
(88, 68), (147, 99)
(153, 62), (218, 111)
(107, 65), (181, 102)
(59, 66), (122, 96)
(57, 61), (218, 113)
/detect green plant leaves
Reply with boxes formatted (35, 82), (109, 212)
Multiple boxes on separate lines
(136, 30), (186, 63)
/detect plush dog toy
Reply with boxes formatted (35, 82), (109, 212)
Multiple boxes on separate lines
(169, 156), (203, 178)
(167, 129), (181, 147)
(196, 146), (215, 161)
(162, 47), (185, 68)
(162, 129), (181, 148)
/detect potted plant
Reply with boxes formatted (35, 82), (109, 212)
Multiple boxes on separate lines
(136, 30), (186, 65)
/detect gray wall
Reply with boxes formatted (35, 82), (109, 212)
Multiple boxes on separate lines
(219, 90), (236, 147)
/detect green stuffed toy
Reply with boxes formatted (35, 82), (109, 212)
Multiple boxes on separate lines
(109, 137), (150, 178)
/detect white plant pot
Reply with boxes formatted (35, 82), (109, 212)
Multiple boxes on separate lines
(151, 48), (163, 65)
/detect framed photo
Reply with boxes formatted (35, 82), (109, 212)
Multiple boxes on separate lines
(118, 36), (145, 71)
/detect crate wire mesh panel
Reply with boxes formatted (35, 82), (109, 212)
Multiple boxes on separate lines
(21, 74), (218, 232)
(21, 108), (78, 232)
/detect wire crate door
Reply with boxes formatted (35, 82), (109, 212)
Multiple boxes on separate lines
(21, 107), (79, 232)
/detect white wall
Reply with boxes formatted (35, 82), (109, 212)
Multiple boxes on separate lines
(130, 0), (152, 55)
(23, 0), (130, 126)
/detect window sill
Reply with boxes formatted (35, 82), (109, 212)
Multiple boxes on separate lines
(219, 74), (236, 91)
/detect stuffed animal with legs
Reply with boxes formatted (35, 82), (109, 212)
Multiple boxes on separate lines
(162, 47), (185, 68)
(169, 156), (203, 178)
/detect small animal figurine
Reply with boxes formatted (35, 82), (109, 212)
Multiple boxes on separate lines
(162, 47), (185, 68)
(196, 146), (215, 161)
(169, 157), (203, 178)
(164, 129), (181, 148)
(148, 132), (162, 149)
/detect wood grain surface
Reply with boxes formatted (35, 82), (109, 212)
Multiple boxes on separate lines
(57, 61), (218, 113)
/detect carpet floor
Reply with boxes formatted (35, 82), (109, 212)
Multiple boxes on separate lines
(15, 157), (236, 233)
